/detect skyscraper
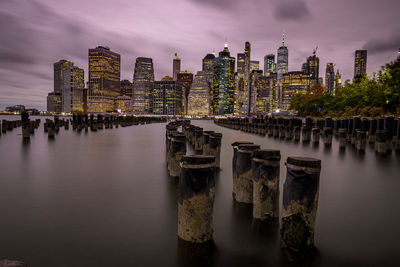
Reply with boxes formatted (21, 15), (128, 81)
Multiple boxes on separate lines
(354, 50), (367, 78)
(277, 38), (288, 81)
(281, 71), (310, 111)
(202, 53), (215, 112)
(173, 53), (181, 80)
(47, 92), (62, 113)
(256, 76), (273, 114)
(213, 44), (235, 115)
(63, 66), (84, 113)
(249, 70), (263, 114)
(188, 71), (210, 116)
(250, 60), (260, 72)
(153, 81), (183, 115)
(54, 60), (74, 94)
(120, 80), (133, 97)
(335, 69), (342, 88)
(264, 54), (276, 76)
(325, 63), (335, 93)
(177, 71), (193, 114)
(306, 49), (319, 85)
(242, 42), (251, 115)
(132, 57), (154, 114)
(88, 46), (120, 113)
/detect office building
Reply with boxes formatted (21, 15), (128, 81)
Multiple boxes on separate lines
(47, 92), (62, 113)
(177, 71), (193, 114)
(63, 66), (84, 113)
(306, 49), (319, 85)
(213, 44), (235, 115)
(249, 70), (263, 114)
(88, 46), (121, 113)
(277, 40), (288, 81)
(132, 57), (154, 114)
(250, 60), (260, 72)
(354, 50), (367, 78)
(281, 71), (310, 111)
(120, 80), (133, 97)
(187, 71), (210, 116)
(325, 63), (335, 93)
(264, 54), (276, 76)
(153, 81), (183, 115)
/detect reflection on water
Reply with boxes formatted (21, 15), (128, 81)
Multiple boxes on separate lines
(0, 116), (399, 266)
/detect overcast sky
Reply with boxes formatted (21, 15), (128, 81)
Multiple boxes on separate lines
(0, 0), (399, 110)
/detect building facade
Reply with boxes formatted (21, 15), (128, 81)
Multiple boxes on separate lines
(47, 92), (62, 113)
(281, 71), (310, 111)
(264, 54), (276, 76)
(306, 52), (319, 85)
(173, 53), (181, 81)
(153, 81), (183, 115)
(177, 71), (193, 115)
(256, 75), (273, 114)
(120, 80), (133, 97)
(88, 46), (121, 113)
(213, 44), (236, 115)
(54, 60), (74, 94)
(249, 70), (263, 114)
(63, 66), (84, 113)
(132, 57), (154, 114)
(115, 95), (133, 114)
(335, 69), (342, 88)
(187, 71), (210, 116)
(354, 50), (367, 78)
(242, 42), (251, 115)
(250, 60), (260, 72)
(325, 63), (335, 94)
(277, 42), (288, 81)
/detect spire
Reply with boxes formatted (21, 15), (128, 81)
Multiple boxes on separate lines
(174, 52), (180, 60)
(282, 31), (286, 47)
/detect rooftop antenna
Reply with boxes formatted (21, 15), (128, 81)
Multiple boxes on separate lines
(313, 46), (318, 56)
(224, 37), (228, 48)
(282, 31), (286, 46)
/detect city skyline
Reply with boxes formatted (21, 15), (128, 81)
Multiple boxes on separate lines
(0, 0), (399, 110)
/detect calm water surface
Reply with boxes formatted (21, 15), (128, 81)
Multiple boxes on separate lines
(0, 116), (399, 266)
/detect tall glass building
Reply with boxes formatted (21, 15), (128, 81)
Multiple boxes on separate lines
(88, 46), (121, 113)
(153, 81), (183, 115)
(132, 57), (154, 114)
(177, 71), (193, 115)
(242, 42), (251, 115)
(63, 66), (84, 113)
(325, 63), (335, 94)
(306, 53), (319, 85)
(213, 44), (235, 115)
(354, 50), (367, 78)
(281, 71), (310, 111)
(277, 41), (288, 81)
(264, 54), (276, 76)
(188, 71), (210, 116)
(249, 70), (263, 114)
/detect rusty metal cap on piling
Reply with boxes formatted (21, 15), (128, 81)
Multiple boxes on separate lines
(286, 157), (321, 169)
(252, 149), (281, 161)
(237, 144), (260, 153)
(181, 155), (215, 168)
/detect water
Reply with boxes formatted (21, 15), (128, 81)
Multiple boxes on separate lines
(1, 117), (399, 266)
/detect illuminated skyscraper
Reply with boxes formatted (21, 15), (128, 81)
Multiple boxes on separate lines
(281, 71), (310, 111)
(256, 75), (273, 114)
(173, 53), (181, 80)
(237, 53), (245, 77)
(249, 70), (263, 114)
(213, 44), (235, 115)
(306, 49), (319, 85)
(88, 46), (121, 113)
(132, 57), (154, 114)
(241, 42), (251, 115)
(325, 63), (335, 94)
(202, 53), (215, 112)
(335, 69), (342, 88)
(120, 80), (133, 97)
(188, 71), (210, 116)
(47, 92), (62, 113)
(264, 54), (276, 76)
(54, 60), (74, 94)
(250, 60), (260, 72)
(153, 81), (183, 115)
(354, 50), (367, 78)
(277, 38), (288, 81)
(177, 71), (193, 114)
(63, 66), (84, 113)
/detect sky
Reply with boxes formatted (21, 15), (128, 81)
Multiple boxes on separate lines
(0, 0), (399, 110)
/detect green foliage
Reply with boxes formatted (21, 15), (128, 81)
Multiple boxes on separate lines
(290, 57), (400, 117)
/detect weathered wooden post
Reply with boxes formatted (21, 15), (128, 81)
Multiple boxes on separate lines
(281, 157), (321, 254)
(209, 133), (222, 169)
(302, 118), (312, 143)
(312, 128), (320, 144)
(231, 141), (253, 199)
(355, 130), (367, 151)
(338, 128), (346, 148)
(385, 116), (394, 151)
(178, 155), (216, 244)
(375, 118), (387, 154)
(169, 133), (187, 177)
(47, 120), (55, 139)
(233, 144), (260, 204)
(323, 117), (333, 146)
(252, 149), (281, 221)
(194, 127), (204, 153)
(202, 131), (214, 155)
(21, 111), (30, 139)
